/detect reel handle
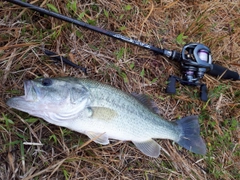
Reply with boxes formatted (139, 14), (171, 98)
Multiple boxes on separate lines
(166, 76), (209, 101)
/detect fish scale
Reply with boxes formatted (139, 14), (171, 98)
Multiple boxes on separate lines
(6, 77), (206, 158)
(87, 82), (177, 139)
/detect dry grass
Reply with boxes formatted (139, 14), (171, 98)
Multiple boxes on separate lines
(1, 0), (240, 179)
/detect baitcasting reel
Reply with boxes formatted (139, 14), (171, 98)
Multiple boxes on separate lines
(6, 0), (240, 102)
(166, 43), (212, 101)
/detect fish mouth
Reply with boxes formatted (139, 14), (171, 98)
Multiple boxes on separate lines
(6, 80), (38, 111)
(23, 80), (38, 102)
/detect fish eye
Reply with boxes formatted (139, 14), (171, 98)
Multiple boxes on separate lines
(41, 78), (53, 86)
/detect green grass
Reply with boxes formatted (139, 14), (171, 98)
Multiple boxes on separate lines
(1, 0), (240, 179)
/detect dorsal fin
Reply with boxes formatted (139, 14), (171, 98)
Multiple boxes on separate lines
(131, 93), (160, 115)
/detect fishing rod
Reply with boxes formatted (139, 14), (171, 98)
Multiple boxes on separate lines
(5, 0), (240, 101)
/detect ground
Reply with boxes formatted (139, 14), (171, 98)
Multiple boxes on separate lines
(0, 0), (240, 179)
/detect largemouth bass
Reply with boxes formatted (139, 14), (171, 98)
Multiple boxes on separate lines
(6, 77), (206, 157)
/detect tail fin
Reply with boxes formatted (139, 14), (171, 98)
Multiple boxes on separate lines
(175, 116), (206, 155)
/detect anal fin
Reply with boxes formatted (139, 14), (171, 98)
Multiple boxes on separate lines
(85, 131), (109, 145)
(132, 139), (161, 158)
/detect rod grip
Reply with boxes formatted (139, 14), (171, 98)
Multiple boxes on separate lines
(208, 64), (240, 80)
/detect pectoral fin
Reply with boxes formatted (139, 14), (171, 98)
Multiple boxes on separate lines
(85, 131), (109, 145)
(132, 139), (161, 158)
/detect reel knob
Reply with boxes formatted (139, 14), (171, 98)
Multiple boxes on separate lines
(166, 76), (176, 94)
(200, 84), (208, 102)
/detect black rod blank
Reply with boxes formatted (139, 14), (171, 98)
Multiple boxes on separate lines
(6, 0), (165, 55)
(5, 0), (240, 80)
